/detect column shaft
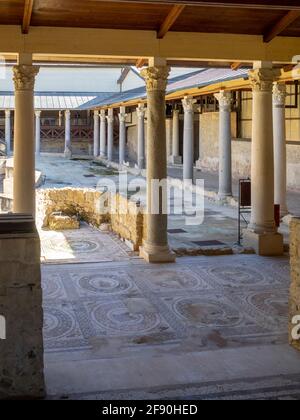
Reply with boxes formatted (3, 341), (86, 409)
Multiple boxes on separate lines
(273, 82), (288, 217)
(170, 109), (182, 164)
(93, 110), (100, 157)
(215, 90), (233, 198)
(13, 63), (39, 216)
(137, 104), (146, 170)
(5, 110), (11, 155)
(182, 96), (196, 181)
(64, 110), (72, 159)
(140, 61), (175, 263)
(107, 109), (114, 162)
(119, 107), (127, 165)
(35, 111), (41, 156)
(100, 109), (107, 158)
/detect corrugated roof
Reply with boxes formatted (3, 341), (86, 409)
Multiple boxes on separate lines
(80, 68), (249, 110)
(0, 92), (114, 110)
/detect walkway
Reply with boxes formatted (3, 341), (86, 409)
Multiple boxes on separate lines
(43, 254), (300, 400)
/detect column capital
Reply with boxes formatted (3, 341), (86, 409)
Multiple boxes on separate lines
(249, 68), (281, 92)
(100, 109), (106, 122)
(5, 109), (11, 117)
(173, 109), (180, 117)
(35, 110), (41, 118)
(119, 106), (127, 123)
(141, 66), (170, 92)
(214, 90), (232, 110)
(93, 110), (99, 117)
(65, 109), (71, 117)
(136, 103), (146, 119)
(107, 108), (114, 124)
(273, 82), (286, 106)
(182, 96), (197, 114)
(13, 65), (39, 91)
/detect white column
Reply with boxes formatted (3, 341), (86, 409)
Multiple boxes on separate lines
(99, 109), (107, 158)
(214, 90), (233, 198)
(119, 106), (127, 165)
(169, 109), (182, 164)
(107, 108), (114, 162)
(93, 110), (100, 157)
(136, 103), (146, 170)
(140, 57), (175, 263)
(35, 110), (41, 156)
(182, 96), (196, 181)
(273, 82), (288, 217)
(13, 55), (39, 215)
(166, 118), (173, 159)
(64, 110), (72, 159)
(244, 62), (283, 256)
(5, 110), (11, 155)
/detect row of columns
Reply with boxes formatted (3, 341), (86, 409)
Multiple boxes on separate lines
(10, 54), (285, 260)
(93, 104), (147, 170)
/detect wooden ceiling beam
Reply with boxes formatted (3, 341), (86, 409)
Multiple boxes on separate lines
(136, 58), (147, 68)
(231, 62), (242, 70)
(264, 10), (300, 42)
(157, 5), (186, 39)
(93, 0), (300, 12)
(22, 0), (34, 34)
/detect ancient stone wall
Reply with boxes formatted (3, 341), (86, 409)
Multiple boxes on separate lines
(289, 217), (300, 351)
(37, 188), (145, 251)
(0, 232), (45, 398)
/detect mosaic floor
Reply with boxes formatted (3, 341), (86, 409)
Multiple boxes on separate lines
(40, 223), (134, 263)
(43, 254), (300, 399)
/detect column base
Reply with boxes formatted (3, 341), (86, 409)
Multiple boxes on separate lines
(169, 155), (182, 165)
(64, 148), (72, 159)
(243, 230), (284, 256)
(140, 243), (176, 263)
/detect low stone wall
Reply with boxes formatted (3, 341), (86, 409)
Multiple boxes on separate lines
(37, 188), (145, 251)
(289, 217), (300, 351)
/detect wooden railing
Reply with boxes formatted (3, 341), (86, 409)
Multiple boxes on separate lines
(40, 125), (93, 140)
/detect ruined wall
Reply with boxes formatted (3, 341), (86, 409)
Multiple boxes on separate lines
(289, 218), (300, 351)
(37, 188), (145, 251)
(40, 139), (93, 156)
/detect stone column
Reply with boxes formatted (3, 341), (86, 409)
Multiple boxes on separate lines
(119, 106), (127, 165)
(140, 58), (176, 263)
(166, 118), (173, 159)
(273, 82), (288, 217)
(64, 110), (72, 159)
(93, 110), (100, 157)
(107, 108), (114, 162)
(13, 61), (39, 216)
(136, 103), (146, 170)
(182, 96), (196, 181)
(169, 109), (182, 164)
(35, 110), (41, 156)
(244, 62), (284, 256)
(5, 110), (11, 155)
(214, 90), (233, 198)
(100, 109), (107, 158)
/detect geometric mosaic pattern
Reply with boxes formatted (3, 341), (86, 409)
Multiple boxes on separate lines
(42, 254), (290, 355)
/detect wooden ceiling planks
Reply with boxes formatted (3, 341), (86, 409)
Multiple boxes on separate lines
(0, 0), (300, 39)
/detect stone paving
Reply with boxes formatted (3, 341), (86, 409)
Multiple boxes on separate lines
(43, 254), (300, 399)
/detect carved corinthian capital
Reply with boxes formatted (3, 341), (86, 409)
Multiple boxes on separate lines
(214, 90), (232, 111)
(141, 66), (170, 92)
(182, 96), (197, 114)
(100, 109), (106, 122)
(136, 104), (146, 119)
(249, 68), (281, 93)
(13, 65), (39, 91)
(273, 82), (286, 106)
